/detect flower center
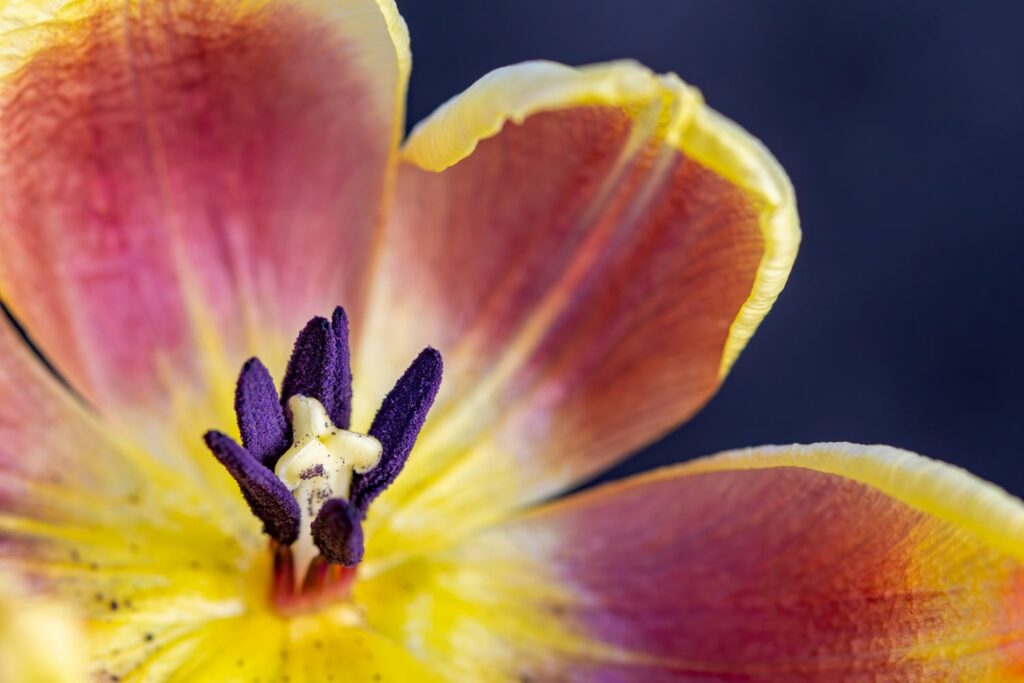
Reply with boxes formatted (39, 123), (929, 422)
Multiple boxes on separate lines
(275, 395), (381, 576)
(202, 306), (442, 615)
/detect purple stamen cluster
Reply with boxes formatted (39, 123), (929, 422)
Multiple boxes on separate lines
(203, 306), (443, 566)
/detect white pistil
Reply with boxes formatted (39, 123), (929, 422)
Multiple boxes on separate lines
(275, 395), (382, 574)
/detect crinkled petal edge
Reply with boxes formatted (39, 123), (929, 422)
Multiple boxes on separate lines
(401, 59), (800, 379)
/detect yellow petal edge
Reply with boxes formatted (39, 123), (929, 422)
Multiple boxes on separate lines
(554, 442), (1024, 562)
(0, 0), (409, 92)
(401, 59), (800, 379)
(370, 0), (410, 88)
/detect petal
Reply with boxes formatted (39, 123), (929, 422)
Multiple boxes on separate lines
(85, 610), (446, 683)
(0, 284), (263, 583)
(0, 313), (266, 677)
(0, 572), (85, 683)
(0, 309), (177, 526)
(356, 61), (799, 560)
(0, 0), (409, 422)
(359, 443), (1024, 681)
(278, 617), (448, 683)
(0, 304), (270, 584)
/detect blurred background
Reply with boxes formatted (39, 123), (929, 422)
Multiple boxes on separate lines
(400, 1), (1024, 494)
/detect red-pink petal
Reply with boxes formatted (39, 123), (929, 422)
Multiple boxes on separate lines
(359, 444), (1024, 681)
(0, 0), (408, 418)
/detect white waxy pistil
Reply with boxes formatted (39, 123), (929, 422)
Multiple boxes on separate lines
(275, 395), (382, 574)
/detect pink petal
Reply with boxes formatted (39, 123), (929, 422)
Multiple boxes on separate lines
(360, 444), (1024, 681)
(0, 0), (409, 418)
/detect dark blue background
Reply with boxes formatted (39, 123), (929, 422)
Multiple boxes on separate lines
(401, 2), (1024, 495)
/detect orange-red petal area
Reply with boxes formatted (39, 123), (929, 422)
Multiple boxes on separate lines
(356, 62), (799, 561)
(359, 444), (1024, 682)
(0, 0), (407, 422)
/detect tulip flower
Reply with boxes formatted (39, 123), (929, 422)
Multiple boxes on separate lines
(0, 1), (1021, 681)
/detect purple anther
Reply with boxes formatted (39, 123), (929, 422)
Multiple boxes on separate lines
(350, 348), (443, 515)
(280, 307), (353, 429)
(329, 306), (354, 429)
(281, 316), (336, 417)
(203, 431), (301, 545)
(311, 497), (364, 566)
(234, 358), (290, 468)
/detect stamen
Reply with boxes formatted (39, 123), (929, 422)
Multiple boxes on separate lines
(234, 358), (290, 468)
(280, 306), (353, 430)
(203, 307), (443, 611)
(203, 431), (301, 544)
(311, 498), (364, 566)
(301, 555), (332, 594)
(350, 348), (443, 516)
(272, 540), (296, 601)
(329, 307), (354, 429)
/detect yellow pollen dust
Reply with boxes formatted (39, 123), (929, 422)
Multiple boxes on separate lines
(275, 395), (381, 571)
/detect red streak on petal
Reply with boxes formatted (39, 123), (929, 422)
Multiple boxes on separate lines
(1000, 567), (1024, 675)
